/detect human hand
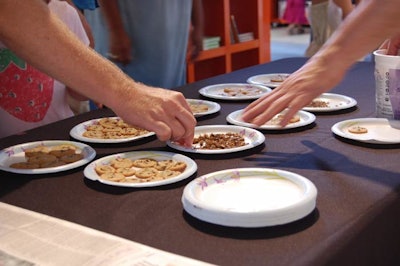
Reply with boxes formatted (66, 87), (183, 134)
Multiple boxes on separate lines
(241, 58), (347, 126)
(379, 34), (400, 55)
(112, 83), (196, 147)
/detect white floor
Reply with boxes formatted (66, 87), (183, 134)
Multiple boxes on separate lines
(270, 26), (311, 60)
(270, 25), (373, 61)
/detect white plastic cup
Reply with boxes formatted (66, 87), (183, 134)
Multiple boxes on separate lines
(374, 49), (400, 120)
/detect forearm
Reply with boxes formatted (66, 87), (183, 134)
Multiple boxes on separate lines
(0, 0), (135, 109)
(312, 0), (400, 72)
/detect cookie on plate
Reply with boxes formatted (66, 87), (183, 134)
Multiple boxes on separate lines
(348, 126), (368, 134)
(24, 145), (50, 157)
(95, 165), (116, 175)
(132, 158), (158, 168)
(9, 161), (40, 169)
(135, 168), (158, 179)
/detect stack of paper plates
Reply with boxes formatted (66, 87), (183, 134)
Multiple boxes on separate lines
(182, 168), (317, 227)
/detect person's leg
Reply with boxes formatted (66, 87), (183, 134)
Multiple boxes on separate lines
(305, 1), (329, 56)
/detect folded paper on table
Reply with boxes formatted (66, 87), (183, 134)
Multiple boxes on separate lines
(0, 202), (213, 266)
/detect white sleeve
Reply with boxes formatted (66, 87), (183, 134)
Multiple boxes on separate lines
(48, 0), (90, 47)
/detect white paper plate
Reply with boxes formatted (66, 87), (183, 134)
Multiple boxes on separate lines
(186, 99), (221, 117)
(302, 93), (357, 112)
(84, 151), (197, 187)
(227, 109), (316, 130)
(167, 125), (265, 154)
(70, 117), (155, 143)
(0, 140), (96, 174)
(331, 118), (400, 144)
(199, 83), (271, 101)
(247, 73), (290, 88)
(182, 168), (317, 227)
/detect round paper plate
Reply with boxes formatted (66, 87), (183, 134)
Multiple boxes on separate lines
(0, 140), (96, 174)
(227, 109), (316, 130)
(167, 125), (265, 154)
(198, 83), (271, 101)
(302, 93), (357, 112)
(70, 117), (155, 144)
(331, 118), (400, 144)
(182, 168), (317, 227)
(247, 73), (290, 88)
(84, 151), (197, 187)
(186, 99), (221, 117)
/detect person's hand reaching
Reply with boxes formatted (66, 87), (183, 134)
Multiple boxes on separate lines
(241, 56), (347, 127)
(111, 83), (196, 147)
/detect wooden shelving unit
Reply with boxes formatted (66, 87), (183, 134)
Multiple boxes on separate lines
(187, 0), (271, 83)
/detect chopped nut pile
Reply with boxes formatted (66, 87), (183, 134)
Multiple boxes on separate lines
(306, 100), (329, 108)
(193, 132), (246, 149)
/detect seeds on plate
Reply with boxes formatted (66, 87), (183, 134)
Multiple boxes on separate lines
(222, 87), (263, 97)
(306, 100), (329, 108)
(193, 132), (246, 149)
(82, 117), (150, 139)
(10, 144), (83, 169)
(95, 157), (187, 183)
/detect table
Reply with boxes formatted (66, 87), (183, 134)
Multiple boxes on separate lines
(1, 58), (400, 266)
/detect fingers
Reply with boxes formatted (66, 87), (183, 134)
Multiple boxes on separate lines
(242, 83), (313, 127)
(242, 89), (288, 126)
(379, 37), (400, 56)
(379, 39), (389, 50)
(151, 109), (195, 146)
(145, 97), (196, 146)
(387, 41), (400, 56)
(175, 96), (196, 146)
(175, 109), (196, 147)
(114, 86), (195, 146)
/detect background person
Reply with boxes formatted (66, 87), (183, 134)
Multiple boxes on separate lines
(0, 0), (196, 145)
(85, 0), (204, 89)
(0, 0), (90, 138)
(282, 0), (309, 35)
(305, 0), (359, 57)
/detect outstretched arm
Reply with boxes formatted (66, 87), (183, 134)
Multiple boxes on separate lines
(0, 0), (195, 145)
(242, 0), (400, 126)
